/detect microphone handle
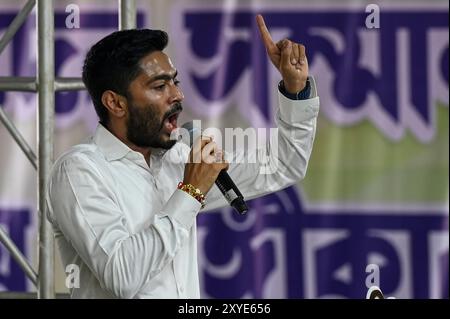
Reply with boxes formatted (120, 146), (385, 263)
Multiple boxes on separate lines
(215, 170), (248, 215)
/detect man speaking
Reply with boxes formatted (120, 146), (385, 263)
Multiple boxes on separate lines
(46, 15), (320, 298)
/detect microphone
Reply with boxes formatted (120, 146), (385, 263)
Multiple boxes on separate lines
(180, 121), (249, 215)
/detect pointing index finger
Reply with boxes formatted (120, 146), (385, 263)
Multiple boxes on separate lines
(256, 14), (276, 52)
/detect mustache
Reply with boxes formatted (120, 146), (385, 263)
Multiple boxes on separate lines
(162, 102), (183, 122)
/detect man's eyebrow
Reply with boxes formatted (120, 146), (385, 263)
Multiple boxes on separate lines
(147, 70), (178, 84)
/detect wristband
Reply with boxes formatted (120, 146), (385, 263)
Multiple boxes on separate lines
(278, 79), (311, 100)
(177, 182), (206, 209)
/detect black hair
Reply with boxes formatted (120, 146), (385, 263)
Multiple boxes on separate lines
(82, 29), (168, 124)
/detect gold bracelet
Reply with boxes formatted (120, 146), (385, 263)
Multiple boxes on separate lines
(177, 182), (206, 209)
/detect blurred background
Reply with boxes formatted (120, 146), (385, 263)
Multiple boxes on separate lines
(0, 0), (448, 298)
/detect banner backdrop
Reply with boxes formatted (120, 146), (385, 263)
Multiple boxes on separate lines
(0, 1), (448, 298)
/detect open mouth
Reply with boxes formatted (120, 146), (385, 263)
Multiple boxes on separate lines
(164, 111), (181, 133)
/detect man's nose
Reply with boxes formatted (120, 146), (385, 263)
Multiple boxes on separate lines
(169, 82), (184, 104)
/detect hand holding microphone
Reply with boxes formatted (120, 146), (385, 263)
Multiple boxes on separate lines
(180, 122), (249, 215)
(183, 136), (229, 195)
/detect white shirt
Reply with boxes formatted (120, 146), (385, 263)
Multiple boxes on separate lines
(46, 83), (320, 299)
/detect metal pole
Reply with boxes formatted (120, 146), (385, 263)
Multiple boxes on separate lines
(119, 0), (136, 30)
(54, 77), (85, 91)
(0, 77), (37, 91)
(37, 0), (55, 299)
(0, 77), (86, 92)
(0, 0), (36, 55)
(0, 105), (37, 169)
(0, 225), (38, 285)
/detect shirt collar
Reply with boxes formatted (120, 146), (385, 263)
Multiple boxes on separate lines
(92, 123), (170, 163)
(93, 124), (132, 161)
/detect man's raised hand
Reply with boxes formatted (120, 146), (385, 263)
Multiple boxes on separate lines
(256, 14), (308, 94)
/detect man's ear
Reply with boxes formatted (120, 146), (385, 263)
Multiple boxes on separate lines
(101, 90), (127, 119)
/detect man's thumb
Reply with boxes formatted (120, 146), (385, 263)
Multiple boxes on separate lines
(280, 40), (292, 68)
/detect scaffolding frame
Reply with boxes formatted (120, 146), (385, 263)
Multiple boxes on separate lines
(0, 0), (136, 299)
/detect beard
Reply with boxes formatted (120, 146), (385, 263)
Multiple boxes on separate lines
(126, 101), (183, 149)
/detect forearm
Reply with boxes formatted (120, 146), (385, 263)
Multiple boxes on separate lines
(203, 78), (319, 211)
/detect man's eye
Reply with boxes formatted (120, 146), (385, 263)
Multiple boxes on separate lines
(174, 79), (180, 86)
(155, 84), (165, 90)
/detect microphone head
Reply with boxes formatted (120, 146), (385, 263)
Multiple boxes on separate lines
(179, 120), (202, 147)
(181, 121), (194, 132)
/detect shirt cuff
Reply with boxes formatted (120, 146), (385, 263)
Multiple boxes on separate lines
(278, 79), (311, 100)
(160, 189), (201, 229)
(278, 77), (320, 123)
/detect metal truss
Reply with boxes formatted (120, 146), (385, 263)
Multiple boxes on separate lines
(0, 0), (136, 299)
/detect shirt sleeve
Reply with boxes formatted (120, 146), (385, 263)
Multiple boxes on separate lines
(203, 75), (320, 211)
(46, 154), (201, 299)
